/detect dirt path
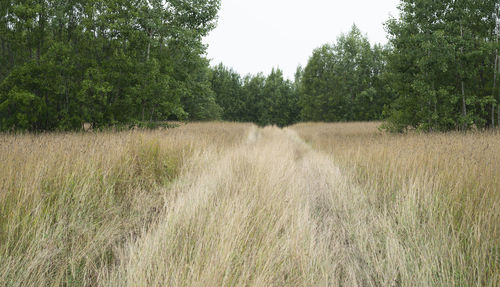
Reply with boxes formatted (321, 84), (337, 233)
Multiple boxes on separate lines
(102, 126), (401, 286)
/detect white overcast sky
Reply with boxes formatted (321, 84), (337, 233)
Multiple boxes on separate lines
(204, 0), (400, 79)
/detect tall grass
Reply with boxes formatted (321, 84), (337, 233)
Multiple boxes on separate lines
(2, 122), (498, 286)
(0, 123), (251, 286)
(293, 122), (500, 286)
(98, 126), (375, 286)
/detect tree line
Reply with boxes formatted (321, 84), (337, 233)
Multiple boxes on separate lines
(210, 26), (390, 127)
(1, 0), (499, 132)
(0, 0), (221, 131)
(384, 0), (500, 131)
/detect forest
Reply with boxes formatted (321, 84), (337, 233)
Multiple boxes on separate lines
(1, 0), (500, 131)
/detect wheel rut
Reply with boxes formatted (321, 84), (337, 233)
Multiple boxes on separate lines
(102, 126), (399, 286)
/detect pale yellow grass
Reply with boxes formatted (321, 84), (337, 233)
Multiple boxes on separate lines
(0, 123), (251, 286)
(1, 122), (499, 286)
(99, 126), (406, 286)
(293, 122), (500, 286)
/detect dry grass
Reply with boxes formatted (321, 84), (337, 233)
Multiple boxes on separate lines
(293, 122), (500, 286)
(98, 126), (398, 286)
(0, 123), (252, 286)
(1, 122), (499, 286)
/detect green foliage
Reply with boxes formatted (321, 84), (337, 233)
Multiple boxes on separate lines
(298, 25), (391, 122)
(211, 64), (245, 121)
(2, 0), (498, 132)
(384, 0), (500, 131)
(210, 65), (300, 127)
(179, 61), (222, 121)
(0, 88), (41, 131)
(0, 0), (221, 131)
(259, 68), (299, 127)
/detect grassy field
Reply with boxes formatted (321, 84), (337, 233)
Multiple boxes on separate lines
(294, 123), (500, 286)
(0, 123), (252, 286)
(0, 122), (498, 286)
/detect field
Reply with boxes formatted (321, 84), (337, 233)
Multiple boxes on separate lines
(0, 122), (499, 286)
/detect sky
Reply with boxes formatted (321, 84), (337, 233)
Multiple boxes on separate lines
(204, 0), (400, 79)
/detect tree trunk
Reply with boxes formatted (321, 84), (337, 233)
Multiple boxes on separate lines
(8, 41), (13, 66)
(493, 54), (497, 128)
(29, 31), (33, 60)
(461, 80), (466, 127)
(493, 104), (496, 129)
(0, 38), (5, 80)
(147, 41), (151, 62)
(37, 0), (46, 63)
(497, 4), (500, 128)
(434, 100), (437, 129)
(460, 25), (467, 130)
(147, 30), (152, 62)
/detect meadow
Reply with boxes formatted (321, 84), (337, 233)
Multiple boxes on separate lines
(293, 123), (500, 286)
(0, 122), (498, 286)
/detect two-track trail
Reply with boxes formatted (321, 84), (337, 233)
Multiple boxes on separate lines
(102, 126), (402, 287)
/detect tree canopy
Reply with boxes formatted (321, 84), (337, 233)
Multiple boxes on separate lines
(1, 0), (499, 131)
(383, 0), (500, 131)
(299, 25), (391, 122)
(0, 0), (220, 130)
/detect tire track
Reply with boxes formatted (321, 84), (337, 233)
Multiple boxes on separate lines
(102, 126), (403, 287)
